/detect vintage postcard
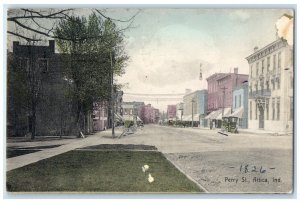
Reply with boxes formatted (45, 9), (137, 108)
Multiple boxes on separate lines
(5, 6), (294, 195)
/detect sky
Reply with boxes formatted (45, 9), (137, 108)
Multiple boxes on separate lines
(107, 8), (293, 111)
(6, 8), (294, 112)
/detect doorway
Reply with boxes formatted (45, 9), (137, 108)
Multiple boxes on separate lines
(259, 106), (264, 129)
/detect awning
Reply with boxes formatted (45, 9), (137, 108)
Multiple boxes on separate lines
(216, 108), (232, 120)
(205, 110), (216, 119)
(193, 114), (200, 121)
(228, 107), (244, 118)
(209, 109), (223, 119)
(181, 114), (200, 121)
(114, 113), (124, 121)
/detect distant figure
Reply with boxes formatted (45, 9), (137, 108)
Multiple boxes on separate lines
(210, 121), (212, 130)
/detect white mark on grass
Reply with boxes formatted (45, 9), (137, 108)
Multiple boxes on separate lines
(142, 164), (149, 172)
(148, 173), (154, 183)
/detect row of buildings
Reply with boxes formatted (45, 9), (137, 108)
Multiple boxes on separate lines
(166, 38), (293, 133)
(122, 102), (160, 124)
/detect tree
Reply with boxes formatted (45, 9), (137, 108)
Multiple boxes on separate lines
(54, 13), (128, 135)
(7, 9), (137, 138)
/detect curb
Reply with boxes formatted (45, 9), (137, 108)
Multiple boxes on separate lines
(163, 154), (209, 193)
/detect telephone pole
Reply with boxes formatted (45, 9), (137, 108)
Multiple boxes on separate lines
(220, 87), (227, 117)
(110, 51), (115, 138)
(191, 98), (195, 127)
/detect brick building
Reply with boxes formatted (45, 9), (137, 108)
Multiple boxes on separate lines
(206, 68), (248, 114)
(7, 40), (77, 137)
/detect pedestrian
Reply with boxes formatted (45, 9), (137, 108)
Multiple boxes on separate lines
(210, 120), (212, 130)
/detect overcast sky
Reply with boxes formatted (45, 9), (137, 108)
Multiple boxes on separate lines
(109, 8), (293, 111)
(7, 8), (293, 111)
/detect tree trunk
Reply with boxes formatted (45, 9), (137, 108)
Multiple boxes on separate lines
(76, 101), (83, 135)
(31, 105), (36, 140)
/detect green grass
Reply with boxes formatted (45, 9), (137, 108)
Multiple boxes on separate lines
(7, 150), (203, 193)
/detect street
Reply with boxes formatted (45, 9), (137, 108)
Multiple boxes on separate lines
(7, 124), (293, 193)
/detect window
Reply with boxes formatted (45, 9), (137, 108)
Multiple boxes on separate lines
(277, 98), (280, 120)
(261, 83), (264, 95)
(267, 57), (270, 71)
(266, 99), (269, 120)
(277, 78), (280, 89)
(272, 80), (275, 90)
(266, 81), (269, 91)
(250, 65), (253, 77)
(19, 58), (29, 71)
(278, 52), (281, 71)
(290, 97), (293, 120)
(239, 95), (241, 107)
(39, 59), (48, 73)
(235, 95), (237, 108)
(255, 84), (258, 94)
(255, 102), (257, 120)
(272, 98), (275, 120)
(262, 59), (265, 74)
(273, 54), (276, 70)
(256, 62), (259, 76)
(250, 101), (252, 120)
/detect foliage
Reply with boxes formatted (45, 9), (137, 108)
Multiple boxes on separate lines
(54, 13), (129, 131)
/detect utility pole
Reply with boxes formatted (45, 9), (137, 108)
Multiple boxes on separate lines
(110, 51), (115, 138)
(191, 98), (195, 127)
(221, 87), (227, 117)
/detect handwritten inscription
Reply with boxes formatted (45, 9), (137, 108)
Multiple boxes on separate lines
(229, 164), (276, 174)
(224, 164), (281, 184)
(224, 176), (281, 184)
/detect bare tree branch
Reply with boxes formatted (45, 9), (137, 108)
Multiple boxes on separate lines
(94, 9), (140, 23)
(7, 9), (73, 21)
(7, 31), (41, 41)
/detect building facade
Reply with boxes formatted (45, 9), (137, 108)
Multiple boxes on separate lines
(183, 89), (208, 125)
(167, 105), (177, 121)
(206, 69), (248, 114)
(231, 82), (249, 129)
(141, 104), (160, 124)
(7, 40), (78, 137)
(176, 102), (184, 120)
(246, 39), (293, 132)
(122, 101), (144, 121)
(93, 101), (109, 131)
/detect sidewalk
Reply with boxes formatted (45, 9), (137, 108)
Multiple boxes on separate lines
(6, 130), (121, 172)
(160, 125), (292, 136)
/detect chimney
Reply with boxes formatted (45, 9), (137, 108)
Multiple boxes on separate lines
(254, 46), (259, 52)
(234, 67), (238, 74)
(49, 40), (55, 53)
(13, 41), (19, 53)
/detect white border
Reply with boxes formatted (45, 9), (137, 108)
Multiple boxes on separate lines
(1, 1), (299, 202)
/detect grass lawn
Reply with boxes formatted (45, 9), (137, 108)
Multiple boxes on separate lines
(7, 150), (203, 193)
